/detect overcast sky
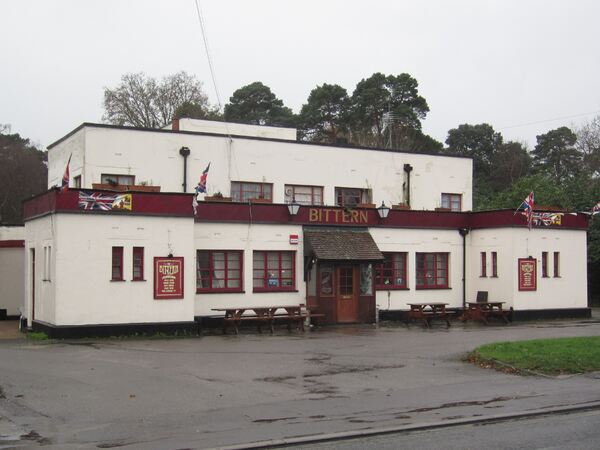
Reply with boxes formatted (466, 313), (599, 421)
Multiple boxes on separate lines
(2, 0), (599, 149)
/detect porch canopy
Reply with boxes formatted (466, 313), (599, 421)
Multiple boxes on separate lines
(304, 227), (383, 261)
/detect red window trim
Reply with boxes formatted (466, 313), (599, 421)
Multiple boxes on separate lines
(196, 250), (244, 293)
(415, 252), (449, 289)
(285, 184), (324, 205)
(480, 252), (487, 277)
(491, 251), (498, 277)
(553, 252), (560, 278)
(132, 247), (144, 281)
(231, 181), (273, 203)
(541, 251), (549, 278)
(375, 252), (408, 290)
(441, 193), (462, 212)
(111, 246), (124, 281)
(252, 251), (296, 292)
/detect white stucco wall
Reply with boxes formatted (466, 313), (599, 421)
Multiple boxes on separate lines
(24, 216), (56, 326)
(469, 228), (588, 310)
(48, 125), (472, 211)
(194, 222), (306, 316)
(0, 247), (24, 316)
(47, 128), (85, 189)
(369, 227), (465, 311)
(170, 118), (297, 140)
(0, 225), (25, 240)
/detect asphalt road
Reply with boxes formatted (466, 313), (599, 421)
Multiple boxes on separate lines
(290, 409), (600, 450)
(1, 316), (600, 449)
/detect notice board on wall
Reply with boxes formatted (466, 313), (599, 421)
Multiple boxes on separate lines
(154, 257), (184, 299)
(518, 258), (537, 291)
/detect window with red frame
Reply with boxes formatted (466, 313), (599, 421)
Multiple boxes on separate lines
(375, 253), (408, 289)
(416, 252), (449, 289)
(542, 252), (549, 277)
(284, 184), (323, 205)
(480, 252), (487, 277)
(553, 252), (560, 277)
(196, 250), (243, 292)
(230, 181), (272, 202)
(253, 251), (295, 291)
(111, 246), (124, 281)
(132, 247), (144, 281)
(334, 187), (371, 207)
(441, 193), (462, 211)
(491, 252), (498, 277)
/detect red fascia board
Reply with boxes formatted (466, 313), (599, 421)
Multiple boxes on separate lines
(23, 189), (195, 221)
(0, 240), (25, 248)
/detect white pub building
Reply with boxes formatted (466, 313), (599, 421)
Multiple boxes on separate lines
(2, 118), (590, 337)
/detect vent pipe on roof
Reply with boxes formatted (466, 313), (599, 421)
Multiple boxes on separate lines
(179, 146), (191, 193)
(403, 164), (413, 207)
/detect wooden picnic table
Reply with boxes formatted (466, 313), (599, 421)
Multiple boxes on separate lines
(406, 302), (451, 328)
(212, 305), (315, 334)
(464, 301), (510, 325)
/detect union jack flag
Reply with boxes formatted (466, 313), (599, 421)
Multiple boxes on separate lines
(78, 191), (118, 211)
(196, 162), (210, 194)
(61, 154), (72, 191)
(516, 191), (535, 230)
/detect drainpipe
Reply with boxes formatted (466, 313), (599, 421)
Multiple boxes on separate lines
(179, 146), (191, 193)
(403, 164), (413, 207)
(458, 228), (470, 310)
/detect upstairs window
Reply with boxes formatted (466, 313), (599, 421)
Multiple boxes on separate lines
(335, 187), (371, 207)
(73, 175), (82, 188)
(416, 252), (449, 289)
(375, 253), (408, 289)
(441, 193), (462, 212)
(284, 185), (323, 205)
(101, 174), (135, 187)
(231, 181), (273, 203)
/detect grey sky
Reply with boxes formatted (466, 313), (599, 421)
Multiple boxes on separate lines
(1, 0), (599, 149)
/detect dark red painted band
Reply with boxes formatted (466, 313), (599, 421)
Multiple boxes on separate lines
(0, 240), (25, 248)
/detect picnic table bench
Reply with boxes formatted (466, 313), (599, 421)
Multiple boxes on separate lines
(212, 305), (324, 334)
(463, 301), (510, 325)
(406, 302), (451, 328)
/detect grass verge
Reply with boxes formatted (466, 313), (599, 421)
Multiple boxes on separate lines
(469, 336), (600, 375)
(27, 331), (49, 341)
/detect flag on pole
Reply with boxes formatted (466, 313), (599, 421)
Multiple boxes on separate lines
(592, 201), (600, 216)
(196, 162), (210, 194)
(61, 154), (72, 191)
(515, 191), (535, 230)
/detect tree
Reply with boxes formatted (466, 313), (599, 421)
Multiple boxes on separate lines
(0, 128), (48, 223)
(531, 126), (582, 183)
(299, 84), (351, 144)
(575, 116), (600, 177)
(224, 82), (296, 127)
(488, 141), (532, 191)
(103, 71), (212, 128)
(349, 72), (429, 148)
(174, 101), (222, 121)
(445, 123), (503, 176)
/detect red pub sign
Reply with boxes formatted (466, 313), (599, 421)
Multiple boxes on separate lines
(154, 257), (184, 299)
(518, 258), (537, 291)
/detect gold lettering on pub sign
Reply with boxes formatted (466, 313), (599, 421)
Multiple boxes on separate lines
(159, 264), (179, 277)
(309, 208), (369, 224)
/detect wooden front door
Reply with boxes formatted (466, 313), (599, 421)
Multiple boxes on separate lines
(336, 265), (359, 322)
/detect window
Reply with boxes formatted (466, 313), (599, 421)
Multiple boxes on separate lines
(480, 252), (487, 277)
(132, 247), (144, 281)
(360, 264), (373, 295)
(253, 251), (295, 291)
(231, 181), (272, 202)
(541, 252), (549, 278)
(73, 175), (81, 188)
(101, 174), (135, 186)
(491, 252), (498, 277)
(43, 246), (51, 281)
(335, 187), (371, 207)
(441, 193), (462, 212)
(553, 252), (560, 277)
(284, 185), (323, 205)
(196, 250), (243, 292)
(416, 253), (449, 289)
(375, 253), (408, 289)
(111, 246), (124, 281)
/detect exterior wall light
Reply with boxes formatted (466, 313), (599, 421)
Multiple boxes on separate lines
(377, 202), (390, 219)
(287, 201), (301, 216)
